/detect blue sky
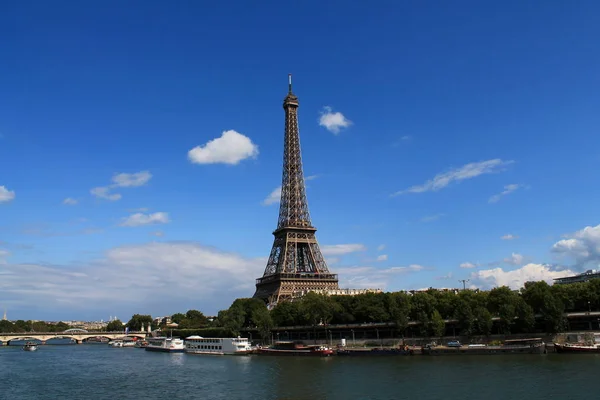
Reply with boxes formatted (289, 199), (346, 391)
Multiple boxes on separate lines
(1, 0), (600, 321)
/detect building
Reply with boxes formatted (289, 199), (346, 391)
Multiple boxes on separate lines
(252, 75), (379, 307)
(253, 75), (340, 306)
(291, 288), (382, 299)
(554, 270), (600, 285)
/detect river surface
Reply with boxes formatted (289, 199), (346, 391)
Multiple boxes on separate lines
(0, 344), (597, 399)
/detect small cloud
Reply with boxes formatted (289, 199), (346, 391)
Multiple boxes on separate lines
(435, 272), (453, 280)
(489, 184), (526, 203)
(91, 171), (152, 201)
(128, 207), (150, 213)
(150, 231), (165, 237)
(376, 254), (388, 262)
(321, 244), (366, 256)
(501, 234), (518, 240)
(0, 249), (9, 264)
(392, 159), (514, 197)
(112, 171), (152, 188)
(63, 198), (78, 206)
(421, 213), (444, 223)
(393, 135), (412, 146)
(318, 106), (352, 134)
(503, 252), (525, 265)
(377, 244), (385, 252)
(188, 130), (259, 165)
(460, 262), (478, 269)
(325, 257), (340, 265)
(120, 212), (170, 227)
(90, 187), (122, 201)
(0, 186), (16, 203)
(262, 186), (282, 206)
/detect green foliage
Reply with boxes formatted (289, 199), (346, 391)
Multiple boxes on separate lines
(298, 292), (338, 326)
(126, 314), (153, 331)
(106, 319), (124, 332)
(429, 310), (445, 337)
(170, 310), (209, 329)
(0, 320), (82, 333)
(251, 307), (273, 340)
(170, 327), (236, 338)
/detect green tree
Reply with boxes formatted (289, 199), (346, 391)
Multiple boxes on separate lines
(388, 292), (411, 334)
(0, 320), (15, 333)
(126, 314), (153, 331)
(454, 299), (475, 336)
(251, 307), (273, 341)
(473, 307), (493, 336)
(271, 300), (304, 326)
(170, 313), (186, 324)
(488, 287), (518, 333)
(429, 310), (445, 337)
(299, 292), (337, 326)
(106, 319), (124, 332)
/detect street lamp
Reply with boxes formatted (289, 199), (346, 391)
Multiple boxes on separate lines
(351, 329), (355, 347)
(588, 301), (592, 313)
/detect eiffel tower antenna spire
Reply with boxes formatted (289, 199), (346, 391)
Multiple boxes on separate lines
(253, 75), (339, 306)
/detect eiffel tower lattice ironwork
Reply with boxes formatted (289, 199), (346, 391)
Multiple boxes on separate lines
(253, 75), (339, 305)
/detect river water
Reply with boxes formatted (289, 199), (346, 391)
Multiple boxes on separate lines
(0, 344), (597, 399)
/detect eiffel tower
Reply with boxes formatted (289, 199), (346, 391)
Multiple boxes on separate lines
(253, 75), (339, 305)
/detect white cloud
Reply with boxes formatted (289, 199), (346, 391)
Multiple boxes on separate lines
(436, 272), (454, 280)
(150, 231), (165, 237)
(112, 171), (152, 187)
(188, 130), (259, 165)
(376, 254), (388, 262)
(262, 187), (281, 206)
(0, 241), (266, 315)
(0, 186), (15, 203)
(91, 170), (152, 201)
(325, 257), (340, 266)
(503, 252), (525, 265)
(470, 263), (575, 290)
(318, 106), (352, 134)
(321, 244), (366, 256)
(377, 244), (385, 252)
(460, 262), (478, 269)
(551, 223), (600, 268)
(501, 234), (518, 240)
(90, 187), (122, 201)
(392, 159), (514, 196)
(0, 249), (9, 264)
(63, 198), (78, 205)
(488, 184), (526, 203)
(337, 264), (428, 290)
(421, 213), (444, 222)
(120, 212), (170, 227)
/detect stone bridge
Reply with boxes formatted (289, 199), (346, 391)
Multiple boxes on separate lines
(0, 331), (147, 345)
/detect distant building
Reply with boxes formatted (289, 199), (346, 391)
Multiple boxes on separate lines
(291, 288), (382, 299)
(554, 270), (600, 285)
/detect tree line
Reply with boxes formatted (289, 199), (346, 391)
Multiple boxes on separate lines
(209, 279), (600, 339)
(0, 320), (71, 333)
(4, 279), (597, 337)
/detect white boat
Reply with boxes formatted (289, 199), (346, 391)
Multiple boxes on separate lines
(109, 340), (124, 347)
(145, 337), (185, 353)
(22, 342), (38, 351)
(185, 336), (253, 355)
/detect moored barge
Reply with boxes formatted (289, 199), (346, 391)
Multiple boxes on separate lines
(257, 341), (334, 356)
